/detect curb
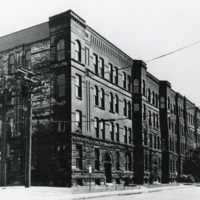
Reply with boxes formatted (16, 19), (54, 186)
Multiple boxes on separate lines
(70, 185), (192, 200)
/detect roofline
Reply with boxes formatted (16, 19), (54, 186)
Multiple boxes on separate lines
(87, 25), (133, 62)
(0, 21), (48, 39)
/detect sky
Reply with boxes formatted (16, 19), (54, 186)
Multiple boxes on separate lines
(1, 0), (200, 105)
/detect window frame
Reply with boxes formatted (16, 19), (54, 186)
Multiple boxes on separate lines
(75, 40), (81, 62)
(57, 39), (65, 61)
(75, 110), (82, 132)
(56, 74), (65, 97)
(75, 74), (82, 98)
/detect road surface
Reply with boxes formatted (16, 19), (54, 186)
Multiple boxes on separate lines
(96, 186), (200, 200)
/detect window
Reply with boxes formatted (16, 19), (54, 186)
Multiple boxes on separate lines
(128, 128), (132, 144)
(0, 57), (3, 76)
(160, 97), (165, 108)
(110, 122), (114, 141)
(115, 95), (119, 113)
(57, 112), (65, 132)
(156, 114), (159, 128)
(154, 135), (156, 149)
(153, 113), (156, 127)
(76, 145), (82, 169)
(116, 152), (120, 170)
(99, 58), (104, 77)
(145, 154), (148, 171)
(168, 97), (170, 110)
(95, 148), (100, 170)
(142, 80), (146, 96)
(148, 89), (151, 103)
(124, 126), (127, 143)
(75, 74), (82, 98)
(148, 111), (152, 126)
(57, 146), (65, 169)
(168, 117), (171, 130)
(115, 123), (119, 142)
(85, 47), (89, 65)
(94, 117), (99, 138)
(57, 74), (65, 97)
(155, 94), (158, 107)
(125, 153), (131, 171)
(57, 39), (65, 61)
(133, 79), (139, 93)
(75, 111), (82, 132)
(25, 50), (31, 69)
(93, 54), (98, 74)
(123, 100), (127, 116)
(114, 67), (118, 84)
(100, 89), (105, 109)
(9, 54), (15, 74)
(109, 63), (113, 82)
(144, 131), (147, 145)
(128, 102), (132, 119)
(123, 72), (126, 89)
(157, 137), (160, 149)
(143, 104), (146, 120)
(75, 40), (81, 62)
(150, 134), (153, 148)
(100, 120), (105, 139)
(128, 75), (131, 92)
(152, 91), (155, 105)
(94, 86), (99, 106)
(109, 93), (114, 112)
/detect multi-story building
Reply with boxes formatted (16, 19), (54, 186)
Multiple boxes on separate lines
(0, 10), (200, 187)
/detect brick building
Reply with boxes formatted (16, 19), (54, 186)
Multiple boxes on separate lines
(0, 10), (199, 186)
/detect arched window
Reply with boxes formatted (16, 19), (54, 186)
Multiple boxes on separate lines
(123, 99), (127, 116)
(133, 79), (139, 93)
(57, 39), (65, 61)
(160, 97), (165, 108)
(94, 86), (98, 106)
(142, 80), (146, 96)
(115, 95), (119, 113)
(75, 40), (81, 62)
(109, 93), (114, 112)
(148, 89), (151, 103)
(100, 88), (105, 109)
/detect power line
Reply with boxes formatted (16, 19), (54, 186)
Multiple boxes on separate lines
(145, 40), (200, 63)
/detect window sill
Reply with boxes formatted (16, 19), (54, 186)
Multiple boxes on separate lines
(76, 96), (82, 100)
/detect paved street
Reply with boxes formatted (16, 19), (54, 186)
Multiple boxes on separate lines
(0, 184), (199, 200)
(96, 186), (200, 200)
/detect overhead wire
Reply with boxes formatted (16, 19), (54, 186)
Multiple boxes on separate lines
(145, 39), (200, 63)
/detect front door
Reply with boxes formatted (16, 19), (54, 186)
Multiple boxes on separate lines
(105, 162), (112, 183)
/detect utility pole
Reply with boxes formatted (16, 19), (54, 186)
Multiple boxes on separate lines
(1, 87), (7, 186)
(17, 68), (44, 188)
(25, 92), (32, 188)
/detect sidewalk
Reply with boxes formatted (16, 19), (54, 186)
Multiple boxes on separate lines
(0, 183), (194, 200)
(67, 184), (193, 200)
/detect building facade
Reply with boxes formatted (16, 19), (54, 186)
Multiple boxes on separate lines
(0, 10), (199, 187)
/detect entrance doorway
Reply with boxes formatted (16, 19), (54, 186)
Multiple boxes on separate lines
(104, 153), (112, 183)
